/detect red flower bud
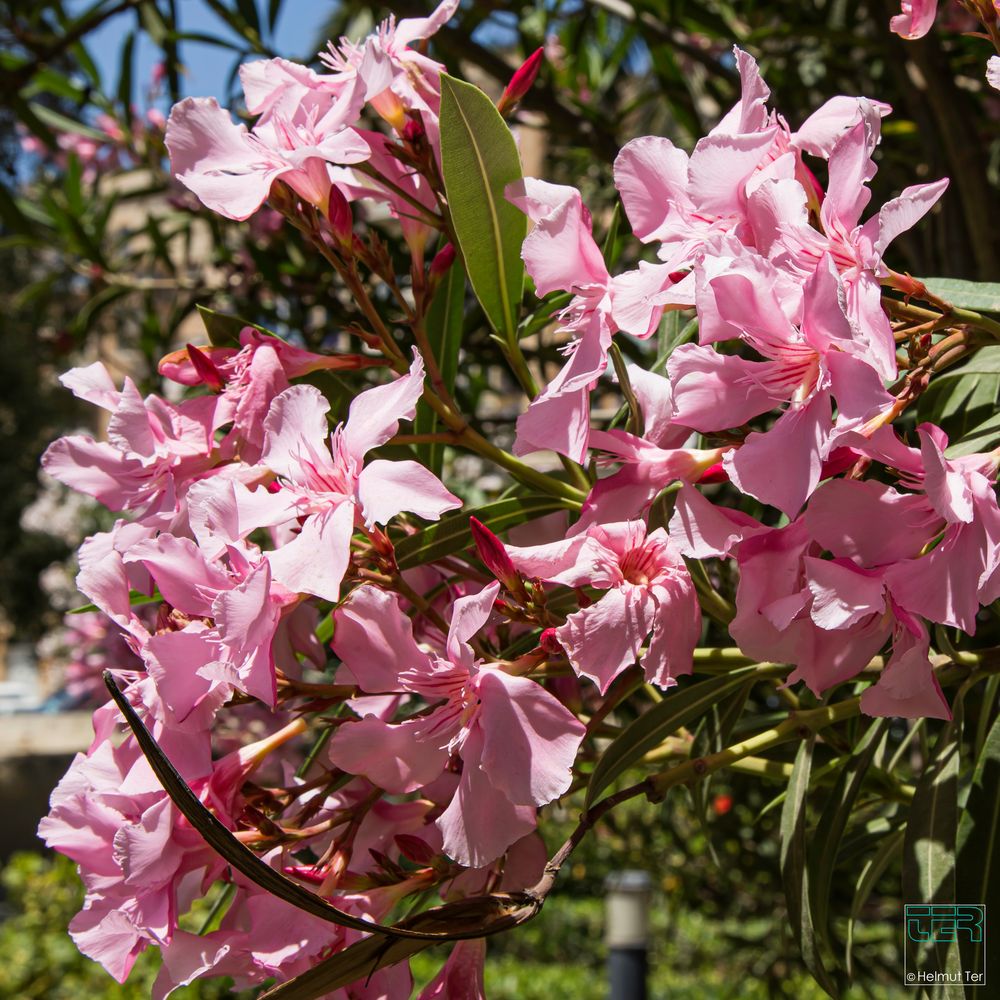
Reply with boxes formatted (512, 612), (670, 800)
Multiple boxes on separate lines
(470, 516), (521, 593)
(696, 462), (729, 484)
(429, 242), (457, 280)
(539, 628), (564, 655)
(497, 48), (544, 116)
(394, 834), (437, 865)
(185, 343), (225, 392)
(326, 186), (353, 247)
(283, 864), (325, 885)
(402, 118), (425, 143)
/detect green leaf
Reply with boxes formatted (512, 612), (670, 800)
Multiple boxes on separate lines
(689, 680), (751, 829)
(20, 66), (86, 102)
(919, 277), (1000, 313)
(845, 827), (905, 977)
(267, 0), (283, 32)
(27, 102), (110, 142)
(586, 666), (771, 808)
(137, 3), (170, 46)
(652, 313), (698, 374)
(917, 350), (1000, 444)
(946, 410), (1000, 458)
(413, 258), (466, 475)
(438, 74), (525, 342)
(69, 589), (160, 614)
(117, 30), (135, 111)
(904, 719), (960, 905)
(394, 495), (564, 570)
(601, 201), (622, 268)
(196, 304), (276, 346)
(903, 713), (962, 985)
(63, 153), (84, 218)
(780, 736), (838, 997)
(807, 718), (888, 975)
(72, 285), (131, 338)
(956, 711), (1000, 987)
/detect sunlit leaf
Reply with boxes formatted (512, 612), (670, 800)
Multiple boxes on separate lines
(780, 736), (837, 997)
(586, 666), (778, 808)
(439, 74), (525, 342)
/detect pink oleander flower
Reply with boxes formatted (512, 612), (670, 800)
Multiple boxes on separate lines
(320, 0), (460, 132)
(37, 721), (300, 983)
(159, 328), (382, 464)
(668, 482), (950, 718)
(748, 103), (947, 379)
(152, 875), (413, 999)
(507, 520), (701, 693)
(165, 84), (370, 221)
(42, 363), (218, 526)
(44, 609), (147, 707)
(124, 532), (297, 710)
(669, 248), (895, 515)
(505, 177), (617, 462)
(581, 363), (731, 522)
(609, 48), (889, 337)
(327, 582), (585, 867)
(890, 0), (939, 38)
(197, 351), (459, 602)
(838, 424), (1000, 633)
(332, 126), (440, 258)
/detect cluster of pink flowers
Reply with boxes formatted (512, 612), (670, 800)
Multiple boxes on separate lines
(36, 2), (999, 994)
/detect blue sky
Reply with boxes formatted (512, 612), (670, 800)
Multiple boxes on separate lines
(69, 0), (334, 106)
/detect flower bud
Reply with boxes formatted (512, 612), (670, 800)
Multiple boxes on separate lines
(325, 185), (353, 248)
(497, 48), (544, 116)
(429, 242), (457, 280)
(470, 516), (522, 595)
(426, 242), (457, 298)
(539, 628), (564, 655)
(402, 118), (425, 144)
(185, 343), (225, 392)
(394, 834), (437, 865)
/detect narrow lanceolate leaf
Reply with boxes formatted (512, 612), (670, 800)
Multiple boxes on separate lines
(689, 681), (752, 831)
(102, 673), (483, 942)
(586, 666), (775, 808)
(918, 277), (1000, 313)
(903, 714), (962, 986)
(807, 718), (889, 974)
(438, 74), (525, 342)
(917, 347), (1000, 449)
(197, 304), (276, 346)
(781, 736), (838, 998)
(413, 258), (466, 475)
(393, 495), (565, 570)
(956, 711), (1000, 986)
(846, 827), (905, 977)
